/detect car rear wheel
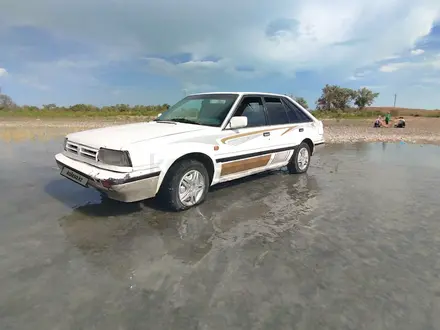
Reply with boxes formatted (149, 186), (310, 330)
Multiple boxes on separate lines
(287, 142), (311, 174)
(158, 159), (209, 211)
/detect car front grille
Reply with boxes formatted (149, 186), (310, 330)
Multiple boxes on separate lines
(66, 141), (98, 161)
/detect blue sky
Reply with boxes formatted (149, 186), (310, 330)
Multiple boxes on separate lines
(1, 0), (440, 109)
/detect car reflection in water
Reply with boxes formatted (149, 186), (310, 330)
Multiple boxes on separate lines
(58, 169), (320, 290)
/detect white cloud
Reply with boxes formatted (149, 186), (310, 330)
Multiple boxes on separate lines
(411, 49), (425, 55)
(379, 55), (440, 73)
(142, 57), (225, 76)
(142, 56), (262, 89)
(379, 62), (409, 72)
(348, 70), (372, 80)
(381, 55), (401, 61)
(183, 83), (217, 94)
(55, 59), (102, 69)
(1, 0), (439, 84)
(0, 68), (8, 77)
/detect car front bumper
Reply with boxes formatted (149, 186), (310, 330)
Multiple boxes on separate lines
(55, 153), (161, 202)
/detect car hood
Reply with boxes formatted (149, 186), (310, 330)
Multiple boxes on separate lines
(66, 121), (205, 150)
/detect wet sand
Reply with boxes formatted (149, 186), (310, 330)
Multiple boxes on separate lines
(1, 117), (440, 145)
(1, 131), (440, 329)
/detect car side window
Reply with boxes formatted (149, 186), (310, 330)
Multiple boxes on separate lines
(234, 97), (267, 128)
(282, 98), (313, 123)
(264, 97), (289, 125)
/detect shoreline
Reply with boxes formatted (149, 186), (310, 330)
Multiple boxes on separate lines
(1, 117), (440, 146)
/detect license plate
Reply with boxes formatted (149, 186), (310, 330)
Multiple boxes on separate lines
(60, 167), (88, 187)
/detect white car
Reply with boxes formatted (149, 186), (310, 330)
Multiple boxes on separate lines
(55, 92), (325, 211)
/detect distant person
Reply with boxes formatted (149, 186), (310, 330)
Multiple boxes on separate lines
(385, 112), (391, 126)
(394, 117), (406, 128)
(374, 115), (383, 128)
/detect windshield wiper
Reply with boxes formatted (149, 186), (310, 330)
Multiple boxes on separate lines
(168, 118), (201, 125)
(154, 119), (177, 124)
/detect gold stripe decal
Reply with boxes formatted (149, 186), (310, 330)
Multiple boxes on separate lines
(220, 155), (272, 176)
(220, 125), (297, 144)
(281, 126), (297, 136)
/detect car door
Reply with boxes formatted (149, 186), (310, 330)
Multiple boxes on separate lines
(216, 96), (274, 179)
(280, 96), (319, 143)
(261, 96), (309, 166)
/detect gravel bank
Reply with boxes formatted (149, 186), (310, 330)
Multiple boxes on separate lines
(322, 118), (440, 145)
(1, 117), (440, 145)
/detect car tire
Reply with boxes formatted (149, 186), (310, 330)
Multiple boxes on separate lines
(158, 159), (210, 211)
(287, 142), (311, 174)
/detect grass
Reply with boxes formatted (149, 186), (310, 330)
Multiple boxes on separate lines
(0, 109), (161, 119)
(367, 107), (440, 118)
(313, 110), (380, 119)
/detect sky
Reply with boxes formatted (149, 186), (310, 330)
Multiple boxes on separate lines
(0, 0), (440, 109)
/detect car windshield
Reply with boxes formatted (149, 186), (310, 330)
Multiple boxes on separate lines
(155, 94), (239, 127)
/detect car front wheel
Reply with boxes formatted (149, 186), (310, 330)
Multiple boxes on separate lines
(287, 142), (311, 174)
(158, 159), (209, 211)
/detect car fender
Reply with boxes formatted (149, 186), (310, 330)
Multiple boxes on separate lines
(154, 142), (218, 193)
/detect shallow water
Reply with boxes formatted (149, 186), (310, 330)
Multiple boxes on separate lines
(1, 132), (440, 330)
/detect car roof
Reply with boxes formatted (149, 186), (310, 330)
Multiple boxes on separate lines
(187, 92), (289, 98)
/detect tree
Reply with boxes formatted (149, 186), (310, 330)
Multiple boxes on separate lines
(285, 94), (309, 109)
(43, 103), (57, 110)
(294, 97), (308, 109)
(354, 87), (379, 109)
(0, 93), (16, 110)
(315, 84), (356, 111)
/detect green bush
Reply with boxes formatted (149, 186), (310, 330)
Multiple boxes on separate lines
(0, 97), (166, 118)
(0, 90), (437, 119)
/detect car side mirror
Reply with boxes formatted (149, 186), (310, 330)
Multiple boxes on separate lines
(229, 116), (248, 129)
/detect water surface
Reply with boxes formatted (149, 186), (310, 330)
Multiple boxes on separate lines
(1, 133), (440, 330)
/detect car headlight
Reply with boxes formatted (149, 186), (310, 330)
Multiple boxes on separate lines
(63, 137), (68, 151)
(97, 148), (132, 167)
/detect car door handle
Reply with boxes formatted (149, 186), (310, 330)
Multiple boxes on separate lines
(263, 132), (270, 137)
(299, 128), (304, 132)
